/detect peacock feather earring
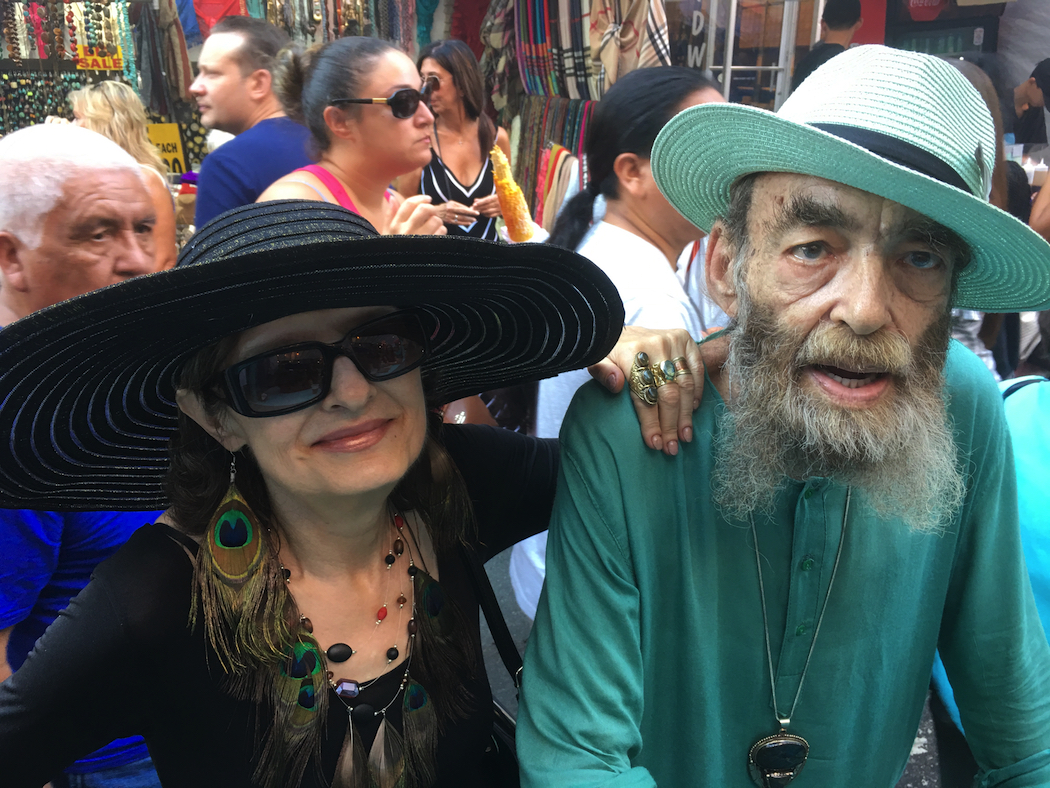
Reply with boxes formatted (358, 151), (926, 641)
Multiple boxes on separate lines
(206, 455), (264, 586)
(191, 452), (292, 675)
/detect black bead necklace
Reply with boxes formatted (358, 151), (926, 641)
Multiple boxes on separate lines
(281, 512), (419, 701)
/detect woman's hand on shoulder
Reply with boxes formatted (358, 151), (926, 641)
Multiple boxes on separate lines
(588, 325), (707, 456)
(389, 194), (446, 235)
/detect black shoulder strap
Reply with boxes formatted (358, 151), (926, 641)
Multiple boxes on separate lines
(460, 543), (523, 690)
(1002, 376), (1050, 400)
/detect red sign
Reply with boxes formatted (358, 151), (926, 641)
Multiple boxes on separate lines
(905, 0), (948, 22)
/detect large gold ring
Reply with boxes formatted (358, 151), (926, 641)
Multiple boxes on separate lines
(672, 356), (691, 375)
(651, 359), (678, 387)
(629, 352), (658, 406)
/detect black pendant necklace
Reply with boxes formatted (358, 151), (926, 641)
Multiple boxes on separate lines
(747, 488), (850, 788)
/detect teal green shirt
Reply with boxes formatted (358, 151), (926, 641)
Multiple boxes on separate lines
(518, 342), (1050, 787)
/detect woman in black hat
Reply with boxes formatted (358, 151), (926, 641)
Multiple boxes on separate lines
(258, 37), (471, 237)
(0, 202), (699, 787)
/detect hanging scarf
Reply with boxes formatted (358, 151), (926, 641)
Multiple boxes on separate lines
(416, 0), (439, 46)
(133, 2), (172, 115)
(157, 0), (194, 101)
(590, 0), (669, 96)
(176, 0), (202, 46)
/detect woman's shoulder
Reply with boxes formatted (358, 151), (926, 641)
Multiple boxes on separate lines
(92, 522), (197, 636)
(257, 169), (330, 203)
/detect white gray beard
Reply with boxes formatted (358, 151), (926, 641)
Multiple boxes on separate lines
(713, 294), (965, 533)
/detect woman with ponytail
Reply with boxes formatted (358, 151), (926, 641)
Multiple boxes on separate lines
(510, 67), (725, 621)
(258, 38), (446, 235)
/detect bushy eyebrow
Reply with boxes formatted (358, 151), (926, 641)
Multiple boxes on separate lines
(767, 194), (863, 239)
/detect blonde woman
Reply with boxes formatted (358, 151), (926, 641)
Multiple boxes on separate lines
(69, 81), (178, 270)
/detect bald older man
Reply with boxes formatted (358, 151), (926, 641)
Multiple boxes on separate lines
(0, 124), (164, 788)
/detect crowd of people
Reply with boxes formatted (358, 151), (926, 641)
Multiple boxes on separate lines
(0, 5), (1049, 788)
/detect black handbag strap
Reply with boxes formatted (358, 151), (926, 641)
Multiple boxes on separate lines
(461, 544), (523, 689)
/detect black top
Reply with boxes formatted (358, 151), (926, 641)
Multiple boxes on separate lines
(1013, 106), (1048, 146)
(791, 42), (846, 92)
(419, 146), (498, 241)
(0, 424), (558, 787)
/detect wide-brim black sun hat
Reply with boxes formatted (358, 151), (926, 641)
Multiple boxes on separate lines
(0, 201), (625, 511)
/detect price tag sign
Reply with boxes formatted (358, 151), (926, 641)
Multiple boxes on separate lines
(148, 123), (187, 175)
(75, 45), (124, 70)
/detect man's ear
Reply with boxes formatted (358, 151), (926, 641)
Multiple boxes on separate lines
(705, 222), (739, 319)
(0, 233), (29, 292)
(611, 152), (647, 198)
(176, 389), (247, 452)
(246, 67), (274, 102)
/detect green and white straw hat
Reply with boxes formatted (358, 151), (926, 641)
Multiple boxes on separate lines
(651, 45), (1050, 313)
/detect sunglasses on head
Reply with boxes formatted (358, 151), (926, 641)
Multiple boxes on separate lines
(219, 310), (430, 418)
(329, 80), (434, 119)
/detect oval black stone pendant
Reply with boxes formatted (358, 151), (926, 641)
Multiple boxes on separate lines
(326, 642), (354, 663)
(748, 730), (808, 788)
(350, 703), (375, 725)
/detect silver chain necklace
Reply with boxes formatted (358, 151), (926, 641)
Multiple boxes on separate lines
(747, 487), (850, 788)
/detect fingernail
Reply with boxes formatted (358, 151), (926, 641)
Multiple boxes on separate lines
(683, 427), (693, 443)
(607, 373), (618, 388)
(667, 440), (678, 456)
(652, 435), (663, 450)
(693, 398), (701, 410)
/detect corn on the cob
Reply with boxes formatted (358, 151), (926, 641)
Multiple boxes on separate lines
(490, 145), (534, 242)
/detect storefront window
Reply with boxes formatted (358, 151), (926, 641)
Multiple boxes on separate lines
(666, 0), (820, 110)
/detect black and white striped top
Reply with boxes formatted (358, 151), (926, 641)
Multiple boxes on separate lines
(420, 149), (498, 241)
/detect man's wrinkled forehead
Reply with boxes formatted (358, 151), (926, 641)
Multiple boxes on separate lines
(746, 173), (965, 258)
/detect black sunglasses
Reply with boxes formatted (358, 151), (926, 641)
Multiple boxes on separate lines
(219, 310), (430, 417)
(329, 80), (434, 120)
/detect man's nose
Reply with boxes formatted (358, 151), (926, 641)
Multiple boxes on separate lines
(828, 253), (894, 336)
(113, 230), (156, 279)
(189, 75), (204, 95)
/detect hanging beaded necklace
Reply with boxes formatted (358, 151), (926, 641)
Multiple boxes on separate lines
(281, 512), (420, 712)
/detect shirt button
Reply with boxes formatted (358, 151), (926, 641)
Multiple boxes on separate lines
(800, 557), (815, 571)
(803, 489), (813, 499)
(795, 624), (807, 636)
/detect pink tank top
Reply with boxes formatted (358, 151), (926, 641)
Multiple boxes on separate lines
(294, 164), (361, 213)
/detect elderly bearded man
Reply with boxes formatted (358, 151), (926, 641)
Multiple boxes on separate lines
(517, 46), (1050, 788)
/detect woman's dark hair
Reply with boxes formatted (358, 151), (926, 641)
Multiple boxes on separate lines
(273, 36), (397, 154)
(549, 67), (720, 251)
(417, 39), (496, 154)
(1005, 160), (1033, 224)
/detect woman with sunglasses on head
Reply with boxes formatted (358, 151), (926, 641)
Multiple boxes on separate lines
(397, 40), (510, 241)
(0, 201), (700, 788)
(258, 37), (450, 236)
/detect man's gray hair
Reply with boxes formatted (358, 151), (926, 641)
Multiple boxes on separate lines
(0, 124), (144, 250)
